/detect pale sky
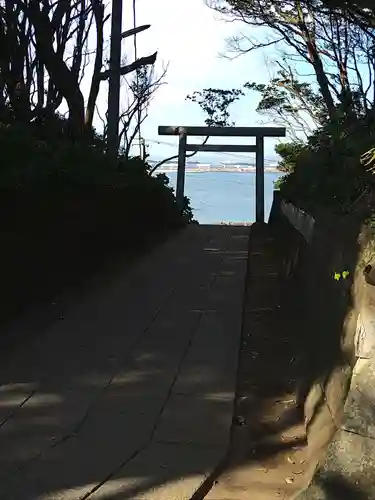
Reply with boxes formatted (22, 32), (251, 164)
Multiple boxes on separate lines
(112, 0), (283, 162)
(77, 0), (288, 163)
(83, 0), (369, 164)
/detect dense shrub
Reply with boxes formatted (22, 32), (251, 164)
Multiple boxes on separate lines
(274, 141), (306, 174)
(276, 116), (375, 215)
(0, 117), (194, 326)
(0, 120), (194, 232)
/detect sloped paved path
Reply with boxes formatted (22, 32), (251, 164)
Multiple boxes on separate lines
(0, 225), (249, 500)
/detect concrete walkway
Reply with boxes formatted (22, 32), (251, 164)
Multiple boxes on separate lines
(0, 225), (249, 500)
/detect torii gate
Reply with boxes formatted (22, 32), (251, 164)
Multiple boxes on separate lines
(158, 126), (286, 223)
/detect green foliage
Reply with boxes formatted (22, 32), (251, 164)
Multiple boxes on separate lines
(245, 72), (327, 132)
(365, 212), (375, 229)
(317, 0), (374, 14)
(273, 175), (285, 191)
(212, 0), (375, 129)
(186, 71), (327, 141)
(186, 88), (244, 127)
(276, 115), (375, 214)
(186, 1), (375, 219)
(0, 115), (197, 327)
(0, 118), (195, 231)
(275, 141), (306, 174)
(333, 270), (350, 281)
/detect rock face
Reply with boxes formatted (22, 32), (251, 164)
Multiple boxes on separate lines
(297, 246), (375, 499)
(356, 265), (375, 359)
(276, 199), (375, 499)
(299, 376), (375, 499)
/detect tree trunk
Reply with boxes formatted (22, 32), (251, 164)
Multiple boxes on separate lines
(27, 2), (85, 138)
(85, 0), (104, 131)
(307, 40), (337, 120)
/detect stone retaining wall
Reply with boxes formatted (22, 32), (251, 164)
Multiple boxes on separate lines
(270, 191), (375, 499)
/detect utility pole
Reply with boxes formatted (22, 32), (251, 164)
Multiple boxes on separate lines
(132, 0), (143, 158)
(106, 0), (155, 160)
(107, 0), (123, 159)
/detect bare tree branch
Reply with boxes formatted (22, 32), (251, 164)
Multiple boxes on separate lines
(100, 52), (158, 80)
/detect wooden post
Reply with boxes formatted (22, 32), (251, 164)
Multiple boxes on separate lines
(107, 0), (123, 159)
(176, 131), (187, 211)
(186, 144), (257, 153)
(268, 189), (281, 224)
(158, 126), (286, 137)
(255, 135), (265, 223)
(158, 126), (286, 223)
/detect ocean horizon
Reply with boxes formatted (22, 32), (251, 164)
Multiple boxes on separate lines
(164, 171), (282, 224)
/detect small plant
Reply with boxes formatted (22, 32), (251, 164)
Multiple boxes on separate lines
(333, 271), (350, 281)
(365, 214), (375, 229)
(362, 147), (375, 169)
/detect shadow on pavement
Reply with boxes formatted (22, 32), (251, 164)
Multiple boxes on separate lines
(0, 216), (365, 500)
(0, 225), (250, 500)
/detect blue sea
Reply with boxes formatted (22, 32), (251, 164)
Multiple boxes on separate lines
(165, 171), (282, 224)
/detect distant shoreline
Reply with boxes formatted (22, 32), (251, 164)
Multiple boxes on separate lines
(156, 167), (280, 174)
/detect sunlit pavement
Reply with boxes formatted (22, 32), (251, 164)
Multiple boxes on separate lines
(0, 225), (249, 500)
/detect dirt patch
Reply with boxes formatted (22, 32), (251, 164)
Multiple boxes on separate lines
(205, 223), (312, 500)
